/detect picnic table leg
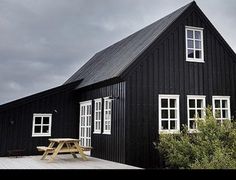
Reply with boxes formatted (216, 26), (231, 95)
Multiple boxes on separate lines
(65, 142), (77, 159)
(73, 142), (88, 160)
(49, 142), (64, 162)
(41, 142), (55, 160)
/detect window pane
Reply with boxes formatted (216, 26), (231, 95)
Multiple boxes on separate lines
(170, 121), (176, 130)
(42, 126), (49, 133)
(161, 99), (168, 108)
(215, 100), (221, 108)
(197, 99), (203, 108)
(34, 126), (41, 133)
(190, 120), (196, 129)
(197, 110), (203, 118)
(222, 100), (228, 108)
(195, 41), (201, 49)
(161, 121), (168, 130)
(195, 31), (201, 40)
(170, 110), (176, 119)
(170, 99), (176, 108)
(187, 30), (193, 38)
(188, 40), (194, 48)
(222, 110), (228, 119)
(195, 50), (202, 59)
(190, 110), (196, 118)
(215, 110), (221, 118)
(188, 49), (194, 58)
(35, 117), (41, 124)
(43, 117), (49, 124)
(189, 100), (195, 108)
(161, 110), (168, 119)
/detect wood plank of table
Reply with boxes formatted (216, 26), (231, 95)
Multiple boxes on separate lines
(73, 142), (88, 160)
(49, 142), (64, 162)
(41, 142), (55, 160)
(65, 142), (77, 158)
(48, 138), (80, 143)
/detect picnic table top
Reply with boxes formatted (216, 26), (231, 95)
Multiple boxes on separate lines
(48, 138), (80, 143)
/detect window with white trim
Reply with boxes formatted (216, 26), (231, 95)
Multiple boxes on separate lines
(159, 95), (180, 133)
(187, 95), (206, 131)
(94, 98), (102, 134)
(212, 96), (231, 124)
(32, 114), (52, 137)
(103, 97), (112, 134)
(186, 26), (204, 62)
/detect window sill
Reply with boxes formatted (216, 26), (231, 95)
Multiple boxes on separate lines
(32, 134), (51, 137)
(186, 59), (205, 63)
(93, 131), (101, 134)
(159, 130), (180, 134)
(102, 132), (111, 135)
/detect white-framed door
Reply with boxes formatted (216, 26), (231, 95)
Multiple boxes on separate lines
(79, 101), (92, 150)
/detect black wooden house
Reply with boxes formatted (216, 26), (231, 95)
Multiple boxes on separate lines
(0, 1), (236, 168)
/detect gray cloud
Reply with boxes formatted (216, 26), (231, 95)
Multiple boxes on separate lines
(0, 0), (235, 104)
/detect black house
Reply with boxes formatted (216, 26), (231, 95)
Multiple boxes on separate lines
(0, 1), (236, 168)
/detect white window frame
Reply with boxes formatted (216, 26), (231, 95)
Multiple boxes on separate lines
(212, 96), (231, 124)
(185, 26), (204, 63)
(187, 95), (206, 132)
(103, 97), (112, 135)
(93, 98), (102, 134)
(32, 113), (52, 137)
(159, 95), (180, 134)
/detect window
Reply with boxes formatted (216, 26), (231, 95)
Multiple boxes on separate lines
(32, 114), (52, 137)
(94, 98), (102, 134)
(187, 95), (206, 131)
(212, 96), (231, 124)
(159, 95), (180, 133)
(103, 97), (112, 134)
(186, 26), (204, 62)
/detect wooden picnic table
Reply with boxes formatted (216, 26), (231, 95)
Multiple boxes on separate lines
(37, 138), (92, 162)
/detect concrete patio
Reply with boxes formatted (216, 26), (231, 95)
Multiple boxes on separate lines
(0, 154), (140, 169)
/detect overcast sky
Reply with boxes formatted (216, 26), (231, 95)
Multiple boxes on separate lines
(0, 0), (235, 105)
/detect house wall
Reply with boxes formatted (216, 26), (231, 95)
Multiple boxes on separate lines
(0, 89), (78, 156)
(124, 7), (236, 168)
(76, 81), (126, 163)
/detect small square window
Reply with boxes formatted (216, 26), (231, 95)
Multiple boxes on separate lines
(161, 99), (168, 108)
(189, 100), (195, 108)
(170, 121), (176, 130)
(186, 27), (204, 62)
(161, 110), (168, 119)
(195, 31), (201, 39)
(169, 99), (176, 108)
(35, 117), (41, 124)
(188, 40), (194, 49)
(161, 121), (168, 130)
(187, 96), (206, 131)
(32, 114), (52, 137)
(188, 50), (194, 58)
(187, 30), (193, 38)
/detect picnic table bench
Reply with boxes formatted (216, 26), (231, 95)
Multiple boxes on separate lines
(37, 138), (92, 162)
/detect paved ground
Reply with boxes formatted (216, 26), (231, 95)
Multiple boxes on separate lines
(0, 154), (140, 169)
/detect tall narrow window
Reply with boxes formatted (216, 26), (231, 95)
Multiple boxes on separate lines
(32, 114), (52, 137)
(103, 97), (112, 135)
(94, 98), (102, 134)
(187, 95), (206, 131)
(212, 96), (231, 124)
(186, 26), (204, 62)
(159, 95), (180, 133)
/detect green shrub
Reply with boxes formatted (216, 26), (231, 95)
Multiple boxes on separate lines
(155, 106), (236, 169)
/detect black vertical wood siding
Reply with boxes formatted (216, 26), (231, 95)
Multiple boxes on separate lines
(76, 82), (126, 163)
(124, 8), (236, 168)
(0, 90), (78, 156)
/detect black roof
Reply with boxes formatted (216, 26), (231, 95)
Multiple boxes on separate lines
(64, 2), (193, 88)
